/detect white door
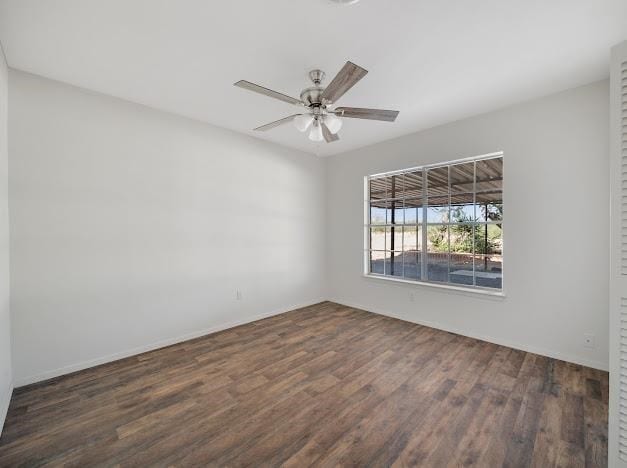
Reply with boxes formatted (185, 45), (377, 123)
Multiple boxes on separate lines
(610, 39), (627, 468)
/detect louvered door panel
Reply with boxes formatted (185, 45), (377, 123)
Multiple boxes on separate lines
(611, 41), (627, 468)
(622, 62), (627, 275)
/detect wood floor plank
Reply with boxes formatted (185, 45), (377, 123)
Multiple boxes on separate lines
(0, 301), (608, 467)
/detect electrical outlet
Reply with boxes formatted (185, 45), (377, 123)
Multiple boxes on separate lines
(236, 290), (242, 300)
(583, 333), (595, 349)
(409, 292), (415, 302)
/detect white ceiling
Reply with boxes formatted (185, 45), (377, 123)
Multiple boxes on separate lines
(0, 0), (625, 157)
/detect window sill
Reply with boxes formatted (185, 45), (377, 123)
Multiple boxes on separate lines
(362, 274), (506, 299)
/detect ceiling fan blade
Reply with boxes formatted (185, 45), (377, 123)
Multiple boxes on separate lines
(335, 107), (399, 122)
(320, 61), (368, 104)
(234, 80), (302, 106)
(321, 122), (340, 143)
(254, 114), (301, 131)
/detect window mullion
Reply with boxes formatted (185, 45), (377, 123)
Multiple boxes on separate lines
(447, 166), (451, 283)
(473, 161), (476, 286)
(421, 169), (428, 281)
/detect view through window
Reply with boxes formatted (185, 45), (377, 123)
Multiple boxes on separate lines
(365, 153), (503, 291)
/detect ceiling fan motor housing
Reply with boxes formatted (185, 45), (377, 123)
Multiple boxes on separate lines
(300, 86), (324, 107)
(301, 69), (326, 107)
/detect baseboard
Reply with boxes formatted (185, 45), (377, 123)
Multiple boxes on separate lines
(0, 382), (13, 437)
(15, 298), (326, 388)
(331, 298), (609, 372)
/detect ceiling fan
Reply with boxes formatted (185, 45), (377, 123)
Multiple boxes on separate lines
(234, 61), (399, 143)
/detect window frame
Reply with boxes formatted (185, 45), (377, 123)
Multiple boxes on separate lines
(364, 151), (504, 296)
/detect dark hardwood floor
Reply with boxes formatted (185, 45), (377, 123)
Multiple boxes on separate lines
(0, 302), (608, 467)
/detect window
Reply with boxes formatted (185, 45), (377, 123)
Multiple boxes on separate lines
(365, 153), (503, 292)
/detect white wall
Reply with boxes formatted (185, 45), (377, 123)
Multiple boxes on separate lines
(326, 80), (610, 370)
(6, 68), (610, 388)
(8, 70), (326, 386)
(0, 44), (12, 431)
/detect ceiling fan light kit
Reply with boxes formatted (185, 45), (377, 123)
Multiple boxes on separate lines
(234, 61), (399, 144)
(324, 113), (342, 134)
(309, 120), (324, 142)
(294, 114), (314, 132)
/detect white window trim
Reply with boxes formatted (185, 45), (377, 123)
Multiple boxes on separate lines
(363, 151), (504, 295)
(362, 273), (506, 299)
